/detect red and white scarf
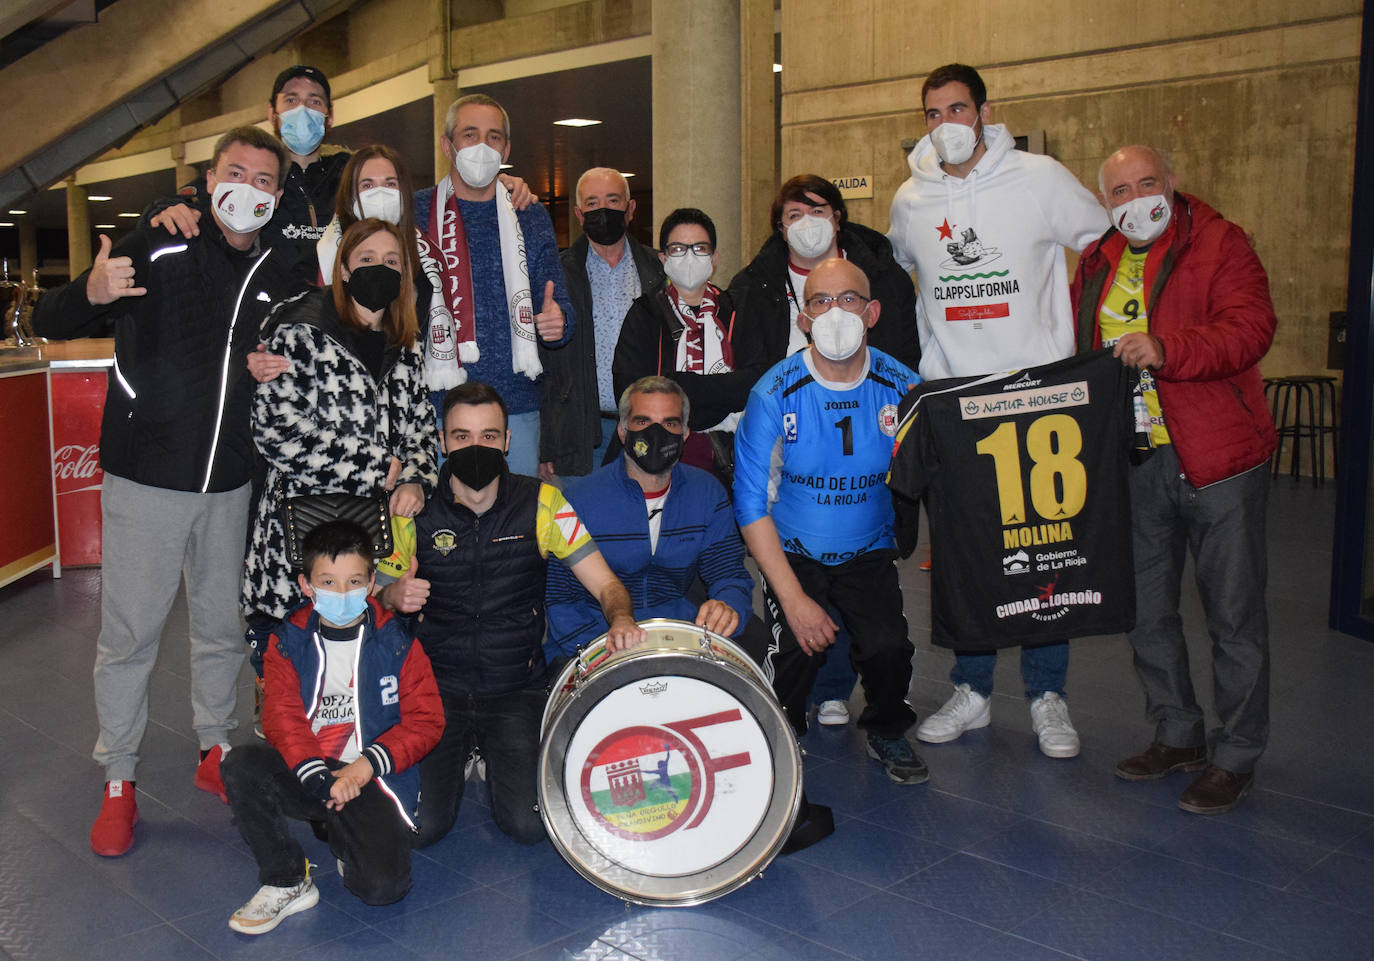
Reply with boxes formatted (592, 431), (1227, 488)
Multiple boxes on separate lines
(416, 175), (539, 389)
(667, 282), (739, 432)
(669, 282), (733, 375)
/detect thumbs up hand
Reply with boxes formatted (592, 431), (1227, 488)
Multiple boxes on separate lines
(533, 280), (565, 342)
(381, 556), (431, 614)
(86, 234), (147, 305)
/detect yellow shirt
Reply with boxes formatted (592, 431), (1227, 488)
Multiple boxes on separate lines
(377, 482), (596, 582)
(1098, 246), (1171, 446)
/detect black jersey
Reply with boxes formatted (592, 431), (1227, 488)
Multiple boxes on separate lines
(887, 350), (1136, 650)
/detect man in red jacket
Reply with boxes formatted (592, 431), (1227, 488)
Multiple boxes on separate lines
(1072, 144), (1277, 815)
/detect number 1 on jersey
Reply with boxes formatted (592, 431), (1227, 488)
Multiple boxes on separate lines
(833, 415), (853, 456)
(975, 414), (1087, 524)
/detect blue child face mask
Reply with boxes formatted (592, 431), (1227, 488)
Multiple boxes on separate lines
(312, 586), (368, 626)
(278, 104), (327, 156)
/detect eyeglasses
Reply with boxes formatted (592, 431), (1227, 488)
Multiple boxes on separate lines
(663, 242), (713, 257)
(805, 292), (870, 313)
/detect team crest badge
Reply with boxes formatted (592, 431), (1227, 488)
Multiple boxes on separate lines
(878, 404), (899, 436)
(432, 529), (457, 556)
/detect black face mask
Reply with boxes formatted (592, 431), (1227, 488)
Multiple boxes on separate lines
(345, 264), (402, 312)
(623, 422), (683, 475)
(581, 207), (627, 246)
(446, 444), (505, 491)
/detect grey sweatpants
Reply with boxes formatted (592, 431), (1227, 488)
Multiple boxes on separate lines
(93, 474), (250, 782)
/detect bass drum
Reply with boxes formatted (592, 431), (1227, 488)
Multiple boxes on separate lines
(539, 618), (802, 906)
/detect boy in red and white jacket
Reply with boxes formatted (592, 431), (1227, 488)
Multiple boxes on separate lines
(222, 519), (443, 934)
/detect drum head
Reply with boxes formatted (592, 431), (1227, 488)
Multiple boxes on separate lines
(539, 620), (802, 906)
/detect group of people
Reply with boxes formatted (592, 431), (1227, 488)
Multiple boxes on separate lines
(30, 57), (1277, 934)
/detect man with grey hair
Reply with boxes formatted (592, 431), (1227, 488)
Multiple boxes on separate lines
(544, 375), (753, 662)
(542, 166), (664, 479)
(413, 93), (574, 478)
(1072, 144), (1277, 814)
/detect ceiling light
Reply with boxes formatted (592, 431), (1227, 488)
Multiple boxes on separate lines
(8, 209), (26, 215)
(773, 63), (782, 73)
(118, 212), (139, 218)
(0, 222), (14, 228)
(95, 224), (117, 229)
(88, 194), (113, 201)
(622, 172), (636, 178)
(499, 164), (513, 170)
(553, 118), (601, 128)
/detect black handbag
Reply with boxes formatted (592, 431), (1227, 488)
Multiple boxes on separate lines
(279, 490), (393, 569)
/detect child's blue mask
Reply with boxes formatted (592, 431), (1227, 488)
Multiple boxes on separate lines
(313, 587), (368, 626)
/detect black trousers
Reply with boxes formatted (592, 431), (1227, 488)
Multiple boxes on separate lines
(761, 549), (916, 739)
(222, 743), (413, 905)
(412, 688), (546, 848)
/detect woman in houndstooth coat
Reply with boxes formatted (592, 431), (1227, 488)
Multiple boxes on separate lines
(243, 219), (437, 630)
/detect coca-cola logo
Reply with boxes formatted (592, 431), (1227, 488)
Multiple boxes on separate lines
(54, 444), (102, 485)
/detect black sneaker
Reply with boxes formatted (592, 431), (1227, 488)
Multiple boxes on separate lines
(866, 734), (929, 784)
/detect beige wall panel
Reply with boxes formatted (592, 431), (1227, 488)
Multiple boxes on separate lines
(784, 0), (1361, 92)
(449, 0), (651, 70)
(347, 0), (428, 67)
(783, 17), (1359, 127)
(780, 0), (875, 92)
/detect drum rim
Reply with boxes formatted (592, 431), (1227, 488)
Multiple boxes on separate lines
(539, 650), (802, 906)
(542, 619), (768, 734)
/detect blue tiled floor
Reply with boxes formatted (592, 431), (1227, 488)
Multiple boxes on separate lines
(2, 479), (1372, 960)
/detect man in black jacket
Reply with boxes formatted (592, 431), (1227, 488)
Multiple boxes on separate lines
(540, 167), (664, 479)
(32, 126), (301, 858)
(376, 382), (644, 847)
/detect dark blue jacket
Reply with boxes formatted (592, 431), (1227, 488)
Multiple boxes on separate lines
(265, 597), (443, 830)
(544, 458), (754, 658)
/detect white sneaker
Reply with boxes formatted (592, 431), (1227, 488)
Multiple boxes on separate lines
(464, 749), (486, 782)
(228, 875), (319, 935)
(916, 684), (991, 743)
(1030, 692), (1080, 758)
(816, 700), (850, 726)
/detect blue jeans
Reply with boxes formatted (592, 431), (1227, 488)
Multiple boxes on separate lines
(951, 642), (1068, 700)
(506, 410), (541, 477)
(810, 618), (858, 704)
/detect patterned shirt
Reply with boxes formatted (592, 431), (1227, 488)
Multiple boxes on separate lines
(587, 242), (643, 413)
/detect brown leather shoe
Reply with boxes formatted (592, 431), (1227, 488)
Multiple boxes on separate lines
(1178, 765), (1254, 814)
(1115, 742), (1207, 782)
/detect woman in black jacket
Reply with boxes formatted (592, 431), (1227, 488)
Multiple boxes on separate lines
(727, 174), (920, 377)
(612, 208), (757, 473)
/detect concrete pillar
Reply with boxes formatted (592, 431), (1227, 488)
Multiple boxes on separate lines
(433, 76), (459, 185)
(652, 0), (742, 277)
(66, 181), (91, 280)
(739, 0), (776, 264)
(171, 142), (197, 191)
(19, 219), (38, 283)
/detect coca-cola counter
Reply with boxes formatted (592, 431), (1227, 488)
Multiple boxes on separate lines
(48, 339), (113, 567)
(0, 353), (59, 588)
(0, 338), (113, 588)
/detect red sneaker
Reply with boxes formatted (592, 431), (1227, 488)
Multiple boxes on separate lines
(90, 780), (139, 857)
(194, 744), (230, 803)
(919, 552), (932, 572)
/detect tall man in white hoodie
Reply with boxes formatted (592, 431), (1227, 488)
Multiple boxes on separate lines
(888, 63), (1109, 758)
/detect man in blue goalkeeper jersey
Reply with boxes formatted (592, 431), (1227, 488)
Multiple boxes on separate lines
(734, 257), (927, 784)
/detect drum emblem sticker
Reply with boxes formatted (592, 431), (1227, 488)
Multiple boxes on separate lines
(581, 713), (751, 842)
